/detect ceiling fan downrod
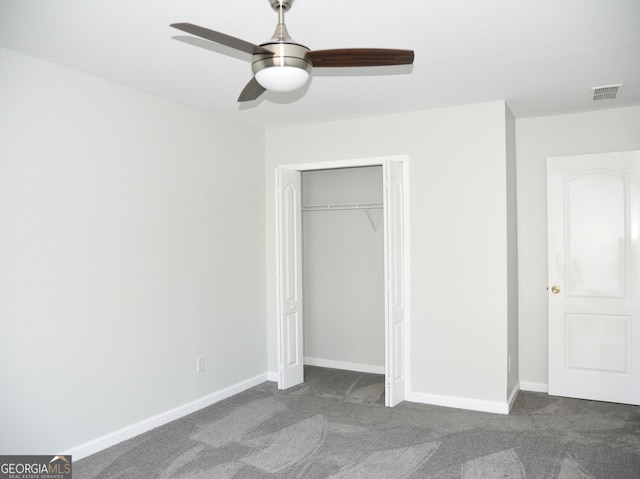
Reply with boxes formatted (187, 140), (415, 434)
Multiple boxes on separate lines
(268, 0), (294, 43)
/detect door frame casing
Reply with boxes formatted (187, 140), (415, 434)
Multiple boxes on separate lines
(275, 155), (411, 405)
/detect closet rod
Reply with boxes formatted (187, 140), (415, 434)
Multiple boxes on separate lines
(302, 202), (383, 211)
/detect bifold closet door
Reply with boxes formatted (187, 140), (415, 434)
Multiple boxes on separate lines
(384, 159), (406, 406)
(276, 168), (304, 389)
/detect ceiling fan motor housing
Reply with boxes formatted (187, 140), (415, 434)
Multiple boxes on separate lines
(251, 42), (312, 76)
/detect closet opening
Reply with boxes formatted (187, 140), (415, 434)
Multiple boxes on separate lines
(301, 166), (385, 386)
(275, 156), (408, 406)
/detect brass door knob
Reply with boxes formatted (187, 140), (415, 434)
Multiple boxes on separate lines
(551, 285), (560, 294)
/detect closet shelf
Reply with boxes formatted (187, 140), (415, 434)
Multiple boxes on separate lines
(302, 202), (383, 211)
(302, 202), (382, 233)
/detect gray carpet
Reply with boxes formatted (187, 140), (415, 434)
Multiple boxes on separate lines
(75, 366), (640, 478)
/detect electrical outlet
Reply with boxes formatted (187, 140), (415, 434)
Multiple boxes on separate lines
(197, 356), (205, 373)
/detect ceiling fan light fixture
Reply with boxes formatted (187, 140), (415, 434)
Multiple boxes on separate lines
(255, 65), (309, 92)
(252, 42), (312, 93)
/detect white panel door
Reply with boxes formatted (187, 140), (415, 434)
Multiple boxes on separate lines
(384, 159), (406, 406)
(276, 168), (304, 389)
(548, 150), (640, 405)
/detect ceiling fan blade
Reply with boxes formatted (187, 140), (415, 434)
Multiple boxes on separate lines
(238, 77), (267, 102)
(170, 23), (271, 55)
(309, 48), (414, 67)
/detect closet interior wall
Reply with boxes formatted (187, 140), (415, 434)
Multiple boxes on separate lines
(301, 166), (385, 371)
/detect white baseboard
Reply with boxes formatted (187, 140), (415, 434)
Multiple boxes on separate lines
(65, 372), (270, 461)
(520, 381), (549, 393)
(407, 391), (510, 415)
(266, 371), (279, 382)
(304, 357), (385, 375)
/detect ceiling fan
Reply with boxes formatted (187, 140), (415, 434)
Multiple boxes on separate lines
(170, 0), (415, 102)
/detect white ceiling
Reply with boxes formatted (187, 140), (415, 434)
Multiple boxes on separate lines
(1, 0), (639, 129)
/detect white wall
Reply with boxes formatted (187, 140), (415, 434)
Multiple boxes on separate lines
(516, 105), (640, 389)
(302, 167), (384, 370)
(0, 48), (267, 455)
(506, 105), (519, 397)
(266, 101), (515, 410)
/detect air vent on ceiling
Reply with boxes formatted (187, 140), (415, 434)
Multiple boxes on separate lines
(591, 84), (622, 101)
